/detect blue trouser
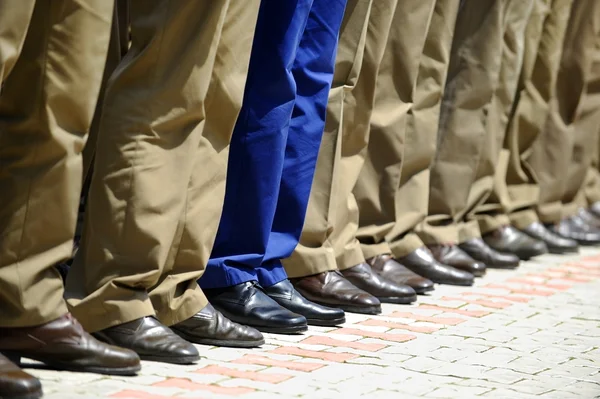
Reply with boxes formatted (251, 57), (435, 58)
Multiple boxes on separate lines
(200, 0), (347, 289)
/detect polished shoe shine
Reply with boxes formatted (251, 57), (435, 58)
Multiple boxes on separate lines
(205, 281), (308, 334)
(459, 238), (520, 269)
(366, 254), (435, 294)
(291, 271), (382, 315)
(94, 316), (200, 365)
(396, 247), (475, 286)
(521, 221), (579, 254)
(340, 263), (417, 304)
(428, 244), (486, 277)
(171, 304), (265, 348)
(0, 314), (141, 375)
(263, 279), (346, 327)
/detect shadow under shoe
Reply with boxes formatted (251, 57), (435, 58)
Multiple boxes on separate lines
(171, 303), (265, 348)
(0, 314), (141, 375)
(291, 271), (381, 315)
(263, 279), (346, 327)
(205, 281), (308, 335)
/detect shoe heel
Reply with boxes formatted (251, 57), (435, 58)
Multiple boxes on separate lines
(1, 351), (21, 365)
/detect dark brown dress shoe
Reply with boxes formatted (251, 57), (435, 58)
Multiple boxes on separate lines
(263, 279), (346, 327)
(552, 215), (600, 246)
(0, 314), (141, 376)
(366, 254), (434, 294)
(396, 247), (474, 286)
(521, 221), (579, 254)
(94, 316), (199, 365)
(171, 304), (264, 348)
(577, 208), (600, 228)
(428, 245), (486, 277)
(459, 238), (520, 269)
(291, 271), (381, 315)
(0, 353), (42, 399)
(340, 263), (417, 304)
(483, 225), (548, 260)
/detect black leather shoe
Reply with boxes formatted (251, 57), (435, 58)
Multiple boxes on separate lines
(577, 208), (600, 228)
(521, 221), (579, 254)
(397, 247), (474, 286)
(94, 317), (199, 365)
(459, 238), (520, 269)
(205, 281), (308, 334)
(553, 215), (600, 246)
(263, 279), (345, 327)
(366, 255), (434, 294)
(0, 353), (42, 399)
(340, 263), (417, 304)
(483, 226), (548, 260)
(291, 271), (381, 315)
(171, 304), (264, 348)
(428, 245), (486, 277)
(0, 314), (141, 376)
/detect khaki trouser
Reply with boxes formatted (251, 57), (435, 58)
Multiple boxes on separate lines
(0, 0), (113, 327)
(584, 126), (600, 205)
(481, 0), (573, 231)
(531, 0), (600, 223)
(283, 0), (374, 278)
(65, 0), (259, 332)
(356, 0), (457, 258)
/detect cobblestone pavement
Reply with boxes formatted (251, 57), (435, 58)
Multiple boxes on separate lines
(29, 249), (600, 398)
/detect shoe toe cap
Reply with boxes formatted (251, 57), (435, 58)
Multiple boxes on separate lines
(406, 277), (435, 293)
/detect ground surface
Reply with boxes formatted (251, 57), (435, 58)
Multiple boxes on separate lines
(28, 249), (600, 398)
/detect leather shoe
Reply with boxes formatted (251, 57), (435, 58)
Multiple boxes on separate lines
(0, 353), (42, 399)
(205, 281), (308, 334)
(291, 271), (381, 315)
(483, 226), (548, 260)
(366, 254), (434, 294)
(428, 245), (486, 277)
(340, 263), (417, 304)
(521, 221), (579, 254)
(263, 279), (345, 327)
(459, 238), (520, 269)
(552, 215), (600, 246)
(396, 247), (474, 286)
(95, 316), (199, 365)
(0, 314), (141, 375)
(577, 208), (600, 228)
(171, 304), (264, 348)
(590, 201), (600, 218)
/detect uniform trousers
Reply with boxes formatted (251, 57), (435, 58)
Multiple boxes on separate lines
(0, 0), (113, 327)
(200, 0), (347, 288)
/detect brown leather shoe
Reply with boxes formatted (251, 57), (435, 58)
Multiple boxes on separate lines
(366, 254), (434, 294)
(483, 226), (548, 260)
(0, 353), (42, 399)
(94, 316), (200, 365)
(171, 304), (265, 348)
(291, 271), (381, 315)
(340, 263), (417, 304)
(459, 238), (520, 269)
(0, 314), (141, 376)
(396, 247), (474, 286)
(428, 244), (486, 277)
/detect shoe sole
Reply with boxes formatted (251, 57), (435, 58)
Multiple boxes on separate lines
(548, 247), (579, 254)
(6, 393), (43, 399)
(254, 324), (308, 334)
(432, 280), (474, 287)
(3, 351), (142, 376)
(306, 317), (346, 327)
(330, 304), (381, 315)
(378, 295), (417, 305)
(414, 286), (435, 295)
(173, 330), (265, 349)
(139, 354), (200, 365)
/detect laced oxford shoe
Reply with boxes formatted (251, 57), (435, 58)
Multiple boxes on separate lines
(458, 238), (520, 269)
(0, 314), (141, 375)
(263, 279), (346, 327)
(483, 225), (548, 260)
(396, 247), (474, 286)
(94, 316), (199, 365)
(428, 244), (486, 277)
(340, 263), (417, 304)
(171, 304), (265, 348)
(0, 353), (42, 399)
(205, 281), (308, 334)
(366, 254), (434, 294)
(291, 271), (381, 315)
(552, 215), (600, 246)
(521, 221), (579, 254)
